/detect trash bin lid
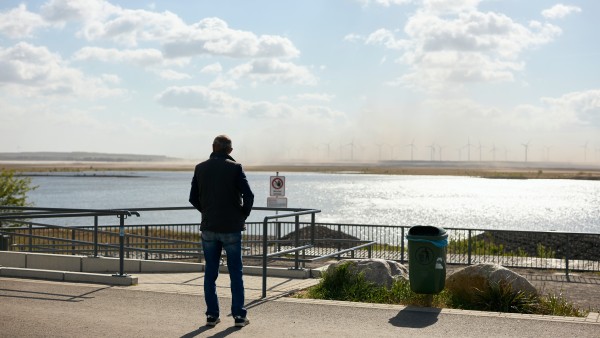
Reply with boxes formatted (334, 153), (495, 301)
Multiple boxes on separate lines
(406, 225), (448, 247)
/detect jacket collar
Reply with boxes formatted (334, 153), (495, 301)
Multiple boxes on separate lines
(210, 151), (236, 162)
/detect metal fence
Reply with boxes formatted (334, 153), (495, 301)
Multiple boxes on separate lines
(2, 207), (600, 276)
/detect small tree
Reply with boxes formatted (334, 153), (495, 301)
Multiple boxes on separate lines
(0, 169), (37, 227)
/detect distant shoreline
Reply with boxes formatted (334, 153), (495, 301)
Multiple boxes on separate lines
(2, 160), (600, 180)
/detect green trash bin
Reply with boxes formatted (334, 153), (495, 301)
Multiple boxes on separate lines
(407, 225), (448, 294)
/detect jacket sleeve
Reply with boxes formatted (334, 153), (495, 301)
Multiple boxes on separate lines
(237, 166), (254, 217)
(189, 174), (201, 212)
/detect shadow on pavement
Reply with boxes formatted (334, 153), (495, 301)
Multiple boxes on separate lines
(180, 325), (242, 338)
(389, 307), (441, 328)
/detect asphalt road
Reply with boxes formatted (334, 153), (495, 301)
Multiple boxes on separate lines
(1, 278), (598, 338)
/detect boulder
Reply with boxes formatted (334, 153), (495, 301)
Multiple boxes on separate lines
(445, 264), (538, 303)
(327, 258), (408, 289)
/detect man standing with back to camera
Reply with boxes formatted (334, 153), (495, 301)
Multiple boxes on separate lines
(189, 134), (254, 327)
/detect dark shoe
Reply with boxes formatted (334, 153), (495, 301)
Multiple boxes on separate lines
(206, 316), (220, 326)
(234, 316), (250, 327)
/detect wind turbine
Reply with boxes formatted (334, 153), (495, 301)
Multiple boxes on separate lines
(438, 144), (445, 161)
(521, 141), (531, 162)
(477, 141), (485, 161)
(346, 139), (355, 161)
(391, 144), (401, 160)
(375, 143), (384, 161)
(490, 144), (497, 162)
(427, 143), (436, 161)
(463, 137), (472, 161)
(543, 145), (551, 162)
(323, 141), (331, 160)
(582, 141), (589, 162)
(406, 139), (416, 161)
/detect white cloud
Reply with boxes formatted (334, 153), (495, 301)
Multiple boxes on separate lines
(356, 0), (413, 7)
(201, 62), (223, 74)
(0, 42), (123, 98)
(155, 86), (244, 114)
(156, 69), (191, 80)
(229, 59), (317, 85)
(156, 85), (344, 120)
(366, 29), (411, 50)
(422, 0), (480, 14)
(73, 47), (165, 66)
(162, 17), (300, 59)
(0, 4), (50, 39)
(361, 4), (562, 91)
(295, 93), (335, 102)
(41, 0), (119, 23)
(541, 89), (600, 126)
(542, 4), (582, 19)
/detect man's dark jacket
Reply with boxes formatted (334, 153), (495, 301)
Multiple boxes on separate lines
(189, 152), (254, 232)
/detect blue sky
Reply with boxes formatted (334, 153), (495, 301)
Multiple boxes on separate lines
(0, 0), (599, 164)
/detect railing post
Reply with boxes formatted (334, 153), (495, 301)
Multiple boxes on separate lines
(468, 230), (472, 265)
(144, 225), (149, 260)
(294, 215), (300, 270)
(565, 234), (570, 280)
(276, 222), (281, 252)
(114, 214), (126, 277)
(28, 223), (33, 252)
(262, 218), (268, 298)
(71, 228), (76, 255)
(310, 213), (315, 245)
(93, 216), (99, 257)
(400, 227), (405, 264)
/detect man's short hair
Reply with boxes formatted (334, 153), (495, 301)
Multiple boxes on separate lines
(213, 135), (232, 152)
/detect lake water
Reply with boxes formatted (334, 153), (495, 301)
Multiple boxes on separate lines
(25, 171), (600, 233)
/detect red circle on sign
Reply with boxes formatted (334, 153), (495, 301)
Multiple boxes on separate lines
(272, 178), (283, 189)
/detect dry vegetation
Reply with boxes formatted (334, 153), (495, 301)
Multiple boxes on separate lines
(2, 161), (600, 180)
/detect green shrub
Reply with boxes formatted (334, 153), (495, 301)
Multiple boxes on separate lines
(300, 262), (586, 317)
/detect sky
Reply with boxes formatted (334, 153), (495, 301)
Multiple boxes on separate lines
(0, 0), (599, 164)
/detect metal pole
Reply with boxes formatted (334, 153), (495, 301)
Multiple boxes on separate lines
(28, 223), (33, 252)
(294, 215), (300, 270)
(114, 214), (126, 277)
(401, 227), (405, 264)
(565, 234), (570, 280)
(310, 213), (315, 245)
(262, 218), (268, 298)
(144, 225), (149, 260)
(93, 216), (98, 257)
(71, 228), (76, 255)
(468, 230), (472, 265)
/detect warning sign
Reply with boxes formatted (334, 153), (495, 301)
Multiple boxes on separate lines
(270, 176), (285, 196)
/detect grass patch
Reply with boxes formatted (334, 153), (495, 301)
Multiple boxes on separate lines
(295, 262), (587, 317)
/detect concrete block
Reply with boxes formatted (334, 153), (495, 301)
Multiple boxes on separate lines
(227, 265), (311, 279)
(27, 253), (82, 271)
(0, 251), (27, 268)
(0, 267), (64, 281)
(82, 256), (140, 273)
(64, 272), (138, 286)
(140, 260), (203, 273)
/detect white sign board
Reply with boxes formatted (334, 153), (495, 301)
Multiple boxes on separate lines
(267, 196), (288, 208)
(270, 176), (285, 196)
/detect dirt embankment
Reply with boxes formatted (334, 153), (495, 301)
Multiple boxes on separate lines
(2, 161), (600, 180)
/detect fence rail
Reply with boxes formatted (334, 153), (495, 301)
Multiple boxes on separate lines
(2, 207), (600, 279)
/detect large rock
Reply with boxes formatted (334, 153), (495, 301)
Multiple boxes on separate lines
(445, 264), (538, 303)
(327, 258), (408, 289)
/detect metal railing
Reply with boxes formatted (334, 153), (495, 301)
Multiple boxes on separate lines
(2, 207), (600, 281)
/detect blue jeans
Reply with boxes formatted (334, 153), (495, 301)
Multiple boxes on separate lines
(201, 230), (246, 319)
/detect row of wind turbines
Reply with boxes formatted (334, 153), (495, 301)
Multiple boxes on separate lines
(314, 138), (600, 163)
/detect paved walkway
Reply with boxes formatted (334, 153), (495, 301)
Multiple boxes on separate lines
(2, 271), (600, 338)
(2, 267), (600, 337)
